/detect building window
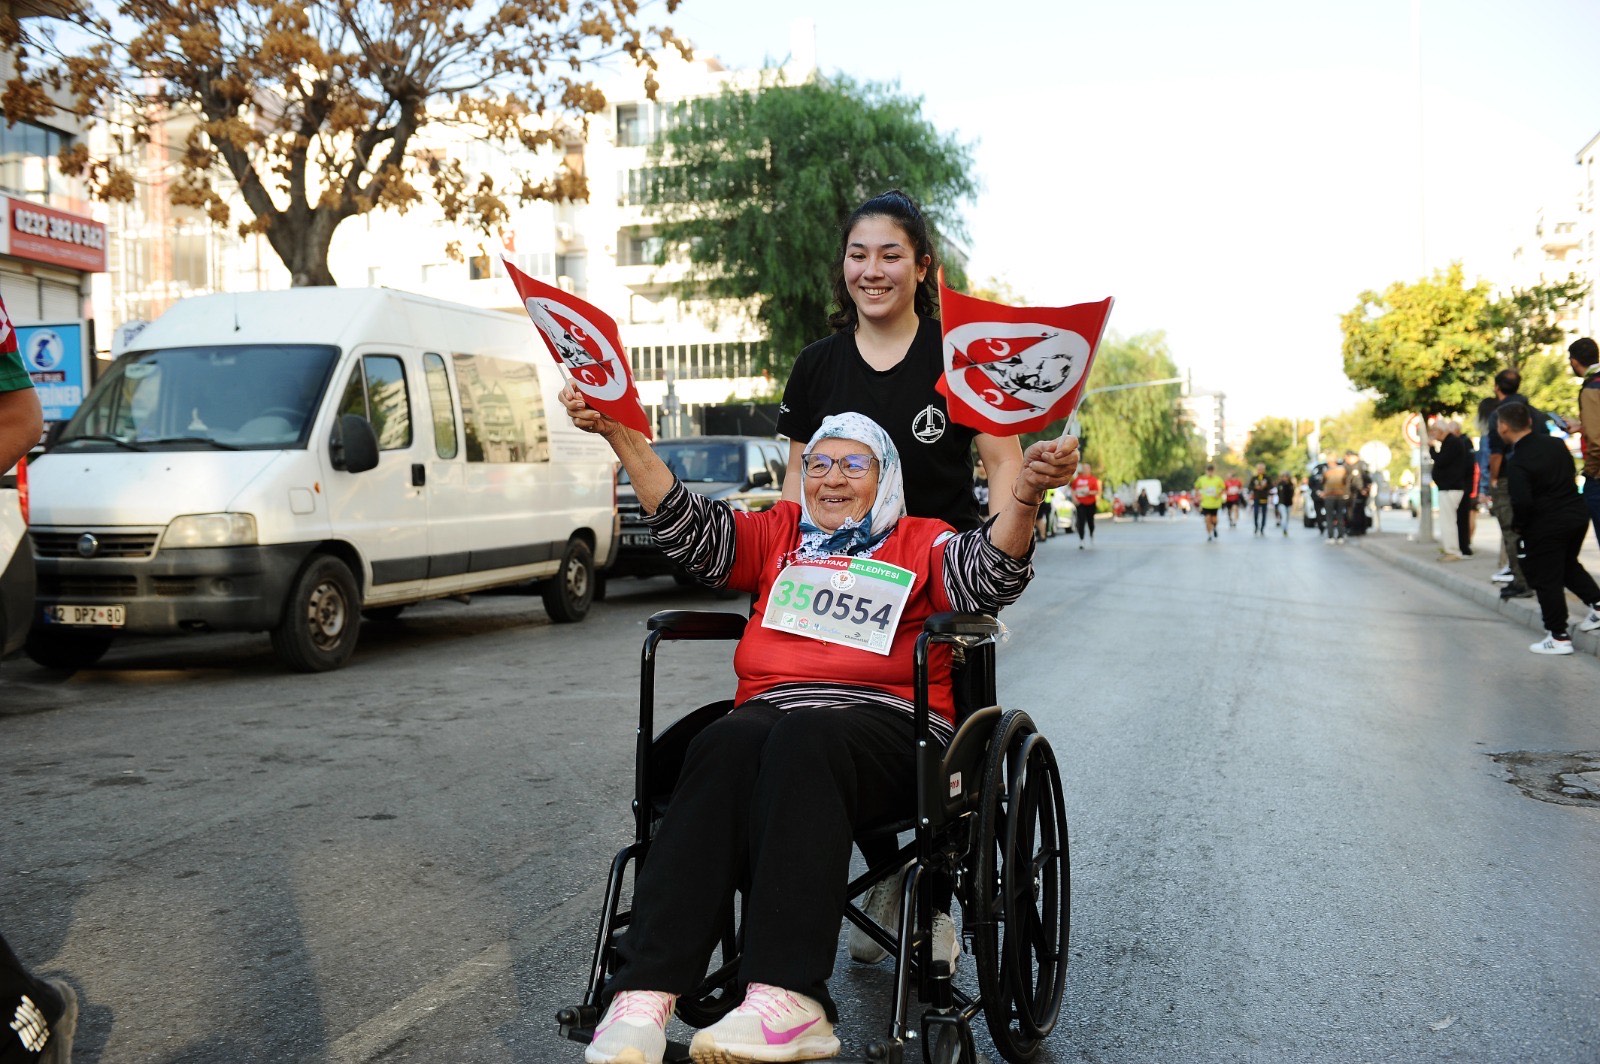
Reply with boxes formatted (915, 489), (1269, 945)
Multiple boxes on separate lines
(0, 120), (74, 207)
(618, 228), (663, 267)
(616, 104), (647, 147)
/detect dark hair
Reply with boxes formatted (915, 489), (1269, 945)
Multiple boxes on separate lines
(1497, 400), (1532, 432)
(1570, 336), (1599, 367)
(1475, 395), (1499, 432)
(828, 189), (941, 332)
(1493, 367), (1522, 396)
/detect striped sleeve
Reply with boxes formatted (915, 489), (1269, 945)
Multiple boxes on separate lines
(640, 479), (739, 587)
(940, 520), (1034, 614)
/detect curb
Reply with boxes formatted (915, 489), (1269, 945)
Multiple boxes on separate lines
(1355, 536), (1600, 659)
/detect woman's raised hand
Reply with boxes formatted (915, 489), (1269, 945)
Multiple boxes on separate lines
(560, 381), (619, 437)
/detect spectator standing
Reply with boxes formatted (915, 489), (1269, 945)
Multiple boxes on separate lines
(1274, 471), (1296, 536)
(1248, 463), (1272, 536)
(1307, 459), (1328, 533)
(1497, 401), (1600, 654)
(1570, 337), (1600, 550)
(1486, 368), (1548, 600)
(1321, 456), (1351, 543)
(1136, 487), (1149, 521)
(1429, 418), (1472, 560)
(1, 292), (76, 1064)
(1069, 462), (1100, 548)
(1346, 452), (1372, 536)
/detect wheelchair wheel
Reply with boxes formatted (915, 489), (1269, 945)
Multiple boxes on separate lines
(971, 710), (1070, 1061)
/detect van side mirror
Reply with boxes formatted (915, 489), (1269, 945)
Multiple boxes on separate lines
(747, 469), (773, 489)
(331, 414), (380, 474)
(42, 422), (66, 449)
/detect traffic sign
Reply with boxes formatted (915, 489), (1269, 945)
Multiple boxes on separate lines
(1401, 413), (1423, 447)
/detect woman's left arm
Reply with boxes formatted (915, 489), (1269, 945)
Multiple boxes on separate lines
(976, 432), (1024, 520)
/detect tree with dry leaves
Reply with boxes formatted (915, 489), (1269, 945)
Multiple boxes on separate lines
(1, 0), (687, 285)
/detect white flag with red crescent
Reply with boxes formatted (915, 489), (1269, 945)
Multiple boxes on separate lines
(503, 258), (653, 438)
(936, 272), (1113, 437)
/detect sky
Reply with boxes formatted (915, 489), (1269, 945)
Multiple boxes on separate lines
(651, 0), (1600, 434)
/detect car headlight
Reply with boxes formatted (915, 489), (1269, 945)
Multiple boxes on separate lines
(163, 513), (258, 548)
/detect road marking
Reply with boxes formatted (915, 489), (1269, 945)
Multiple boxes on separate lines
(327, 883), (604, 1063)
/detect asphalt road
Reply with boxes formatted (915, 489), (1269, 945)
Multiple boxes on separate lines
(3, 513), (1598, 1062)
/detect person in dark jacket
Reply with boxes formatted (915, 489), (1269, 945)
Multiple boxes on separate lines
(1499, 401), (1600, 654)
(1487, 368), (1549, 598)
(1429, 418), (1473, 559)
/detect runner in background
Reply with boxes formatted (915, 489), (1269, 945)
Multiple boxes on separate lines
(1195, 464), (1226, 542)
(1070, 462), (1100, 549)
(1223, 470), (1244, 529)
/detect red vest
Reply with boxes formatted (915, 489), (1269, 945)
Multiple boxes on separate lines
(726, 502), (959, 723)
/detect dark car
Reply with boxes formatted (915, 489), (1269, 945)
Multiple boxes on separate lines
(609, 435), (788, 586)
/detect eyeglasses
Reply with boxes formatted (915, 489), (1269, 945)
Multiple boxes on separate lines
(801, 453), (878, 479)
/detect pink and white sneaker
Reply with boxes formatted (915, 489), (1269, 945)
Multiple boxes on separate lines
(586, 989), (677, 1064)
(688, 983), (839, 1062)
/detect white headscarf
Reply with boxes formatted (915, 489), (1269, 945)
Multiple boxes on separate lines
(796, 412), (906, 559)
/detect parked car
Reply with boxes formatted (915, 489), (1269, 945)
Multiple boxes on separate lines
(1, 456), (34, 659)
(610, 435), (787, 587)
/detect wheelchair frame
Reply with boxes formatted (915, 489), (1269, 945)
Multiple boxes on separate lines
(557, 609), (1069, 1064)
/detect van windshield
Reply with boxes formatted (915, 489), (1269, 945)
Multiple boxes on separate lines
(56, 344), (340, 451)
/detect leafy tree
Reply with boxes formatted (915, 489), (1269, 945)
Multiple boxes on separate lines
(1072, 332), (1194, 488)
(1519, 349), (1582, 426)
(4, 0), (687, 285)
(1244, 416), (1314, 476)
(645, 74), (975, 378)
(1483, 276), (1590, 370)
(1341, 263), (1497, 418)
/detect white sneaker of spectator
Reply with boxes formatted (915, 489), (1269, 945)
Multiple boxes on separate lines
(1529, 632), (1575, 656)
(1579, 607), (1600, 633)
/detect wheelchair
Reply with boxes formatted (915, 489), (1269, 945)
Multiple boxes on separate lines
(557, 609), (1070, 1063)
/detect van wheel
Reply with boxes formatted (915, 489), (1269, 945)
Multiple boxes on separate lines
(272, 554), (361, 672)
(542, 540), (594, 623)
(25, 628), (114, 671)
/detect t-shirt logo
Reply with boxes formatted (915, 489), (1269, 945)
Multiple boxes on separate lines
(913, 405), (945, 443)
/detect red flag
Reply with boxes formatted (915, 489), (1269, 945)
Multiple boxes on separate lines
(935, 272), (1113, 436)
(503, 258), (652, 438)
(0, 293), (17, 359)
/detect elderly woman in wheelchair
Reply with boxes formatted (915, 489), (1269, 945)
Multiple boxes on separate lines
(561, 387), (1076, 1064)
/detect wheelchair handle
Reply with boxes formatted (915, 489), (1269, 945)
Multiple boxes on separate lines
(645, 610), (747, 640)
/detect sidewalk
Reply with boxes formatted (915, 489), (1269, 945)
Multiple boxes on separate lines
(1354, 508), (1600, 659)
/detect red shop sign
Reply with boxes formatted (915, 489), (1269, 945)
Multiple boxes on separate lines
(5, 197), (108, 273)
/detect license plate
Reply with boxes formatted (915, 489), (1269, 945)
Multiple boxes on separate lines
(46, 604), (126, 627)
(622, 532), (653, 547)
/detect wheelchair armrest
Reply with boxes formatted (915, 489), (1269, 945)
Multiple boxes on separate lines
(923, 612), (1000, 643)
(646, 610), (747, 641)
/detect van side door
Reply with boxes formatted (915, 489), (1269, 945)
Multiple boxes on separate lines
(323, 352), (430, 602)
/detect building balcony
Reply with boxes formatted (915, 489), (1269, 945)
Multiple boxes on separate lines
(613, 261), (688, 290)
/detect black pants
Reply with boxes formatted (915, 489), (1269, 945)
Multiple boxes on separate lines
(1456, 493), (1474, 553)
(1252, 501), (1268, 533)
(609, 700), (918, 1021)
(1519, 520), (1600, 637)
(1074, 503), (1095, 540)
(1325, 497), (1348, 539)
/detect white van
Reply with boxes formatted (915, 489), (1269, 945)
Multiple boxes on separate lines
(25, 288), (618, 672)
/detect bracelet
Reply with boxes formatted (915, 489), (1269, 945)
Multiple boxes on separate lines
(1012, 485), (1044, 508)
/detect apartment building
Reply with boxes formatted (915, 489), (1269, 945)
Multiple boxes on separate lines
(1576, 129), (1600, 339)
(94, 38), (820, 437)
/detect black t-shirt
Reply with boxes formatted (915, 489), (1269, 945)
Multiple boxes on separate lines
(779, 316), (982, 531)
(1488, 393), (1548, 457)
(1248, 475), (1272, 502)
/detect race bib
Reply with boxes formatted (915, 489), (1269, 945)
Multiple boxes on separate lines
(761, 555), (917, 657)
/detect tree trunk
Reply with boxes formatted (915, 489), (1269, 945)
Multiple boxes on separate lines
(267, 210), (342, 287)
(1417, 409), (1433, 545)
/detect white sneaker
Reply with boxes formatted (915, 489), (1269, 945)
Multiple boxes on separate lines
(688, 983), (839, 1062)
(1529, 633), (1574, 656)
(847, 866), (906, 963)
(586, 990), (676, 1064)
(1490, 568), (1515, 583)
(1579, 608), (1600, 633)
